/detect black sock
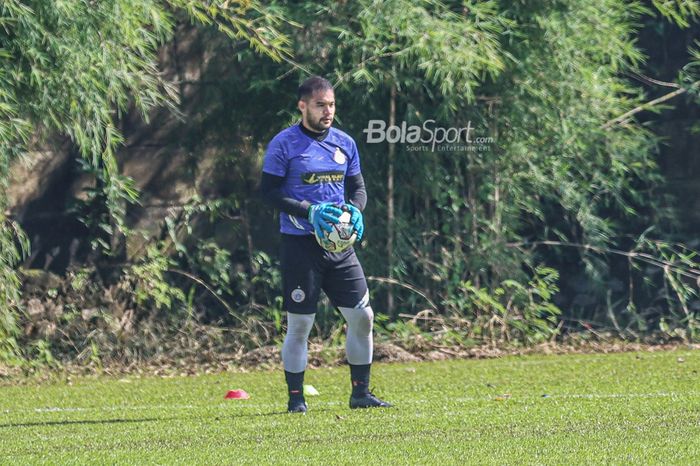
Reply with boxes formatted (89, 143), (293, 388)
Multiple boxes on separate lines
(285, 370), (305, 399)
(350, 363), (371, 396)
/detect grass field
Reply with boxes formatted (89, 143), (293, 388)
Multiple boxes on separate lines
(1, 350), (699, 465)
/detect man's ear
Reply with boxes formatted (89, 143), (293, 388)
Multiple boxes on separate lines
(297, 99), (306, 113)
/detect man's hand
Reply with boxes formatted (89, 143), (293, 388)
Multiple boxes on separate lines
(308, 203), (343, 238)
(344, 204), (364, 242)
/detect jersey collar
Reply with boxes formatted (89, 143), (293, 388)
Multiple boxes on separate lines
(298, 122), (329, 142)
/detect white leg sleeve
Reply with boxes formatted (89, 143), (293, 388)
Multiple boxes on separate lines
(339, 294), (374, 365)
(282, 312), (315, 373)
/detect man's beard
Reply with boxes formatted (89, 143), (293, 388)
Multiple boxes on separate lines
(305, 116), (332, 132)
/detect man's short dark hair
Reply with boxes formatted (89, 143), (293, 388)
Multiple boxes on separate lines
(298, 76), (334, 101)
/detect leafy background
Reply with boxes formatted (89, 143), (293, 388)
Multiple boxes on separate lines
(2, 0), (700, 365)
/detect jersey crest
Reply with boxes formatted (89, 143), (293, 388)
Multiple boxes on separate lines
(333, 147), (347, 164)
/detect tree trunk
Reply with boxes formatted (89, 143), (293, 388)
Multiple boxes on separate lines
(387, 85), (396, 314)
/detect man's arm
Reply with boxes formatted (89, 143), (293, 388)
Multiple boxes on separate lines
(345, 173), (367, 211)
(259, 172), (310, 217)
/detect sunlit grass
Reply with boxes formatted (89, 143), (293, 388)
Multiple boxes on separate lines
(1, 350), (699, 464)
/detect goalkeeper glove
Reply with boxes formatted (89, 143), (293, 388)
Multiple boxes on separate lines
(344, 203), (364, 242)
(308, 203), (342, 238)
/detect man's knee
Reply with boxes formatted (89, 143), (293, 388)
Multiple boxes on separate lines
(339, 305), (374, 335)
(356, 306), (374, 334)
(285, 312), (315, 339)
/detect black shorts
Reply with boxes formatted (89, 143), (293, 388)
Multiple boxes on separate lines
(280, 234), (368, 314)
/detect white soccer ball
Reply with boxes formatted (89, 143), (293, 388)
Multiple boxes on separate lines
(314, 211), (357, 252)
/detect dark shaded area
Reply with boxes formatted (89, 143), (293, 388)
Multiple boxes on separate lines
(0, 416), (165, 429)
(548, 13), (700, 330)
(638, 17), (700, 240)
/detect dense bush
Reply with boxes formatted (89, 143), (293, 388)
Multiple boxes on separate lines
(3, 0), (700, 364)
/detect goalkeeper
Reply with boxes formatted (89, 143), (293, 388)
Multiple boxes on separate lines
(259, 76), (392, 413)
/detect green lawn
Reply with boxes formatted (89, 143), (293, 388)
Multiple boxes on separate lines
(1, 350), (699, 465)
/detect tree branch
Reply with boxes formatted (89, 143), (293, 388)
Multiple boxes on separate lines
(625, 71), (681, 89)
(601, 83), (696, 130)
(366, 275), (439, 311)
(510, 240), (700, 282)
(167, 268), (247, 325)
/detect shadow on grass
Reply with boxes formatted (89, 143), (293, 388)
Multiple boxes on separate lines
(0, 417), (167, 429)
(218, 407), (336, 418)
(0, 408), (325, 429)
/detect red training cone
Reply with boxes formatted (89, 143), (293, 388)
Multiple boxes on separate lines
(225, 389), (250, 400)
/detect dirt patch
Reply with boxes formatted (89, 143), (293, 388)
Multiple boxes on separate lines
(2, 338), (698, 384)
(233, 342), (422, 369)
(374, 343), (421, 362)
(237, 345), (280, 369)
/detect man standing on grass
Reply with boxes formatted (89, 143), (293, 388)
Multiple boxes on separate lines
(259, 76), (392, 413)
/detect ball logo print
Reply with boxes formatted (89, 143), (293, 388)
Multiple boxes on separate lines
(291, 288), (306, 303)
(314, 210), (357, 252)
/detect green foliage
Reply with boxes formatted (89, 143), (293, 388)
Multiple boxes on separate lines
(166, 0), (292, 62)
(195, 240), (233, 295)
(159, 195), (283, 318)
(632, 239), (700, 342)
(652, 0), (700, 27)
(455, 267), (562, 344)
(330, 0), (510, 103)
(127, 243), (186, 311)
(71, 158), (140, 253)
(0, 5), (32, 356)
(0, 0), (290, 362)
(28, 339), (58, 368)
(2, 0), (176, 235)
(314, 0), (672, 341)
(3, 0), (700, 362)
(0, 215), (29, 362)
(680, 41), (700, 102)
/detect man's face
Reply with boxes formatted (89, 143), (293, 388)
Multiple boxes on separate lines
(298, 89), (335, 132)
